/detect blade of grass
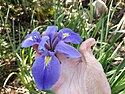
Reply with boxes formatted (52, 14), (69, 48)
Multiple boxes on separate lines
(3, 72), (17, 87)
(109, 58), (125, 86)
(105, 0), (114, 41)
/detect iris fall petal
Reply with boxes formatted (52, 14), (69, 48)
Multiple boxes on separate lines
(32, 55), (45, 90)
(21, 37), (35, 47)
(58, 28), (82, 44)
(55, 41), (82, 58)
(21, 30), (41, 48)
(32, 52), (60, 90)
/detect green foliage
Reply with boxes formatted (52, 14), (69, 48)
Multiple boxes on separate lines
(1, 0), (125, 94)
(0, 0), (53, 27)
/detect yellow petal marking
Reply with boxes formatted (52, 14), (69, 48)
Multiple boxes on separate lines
(63, 33), (69, 38)
(45, 56), (51, 66)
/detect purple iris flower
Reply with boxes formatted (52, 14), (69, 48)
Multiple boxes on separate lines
(21, 26), (82, 90)
(21, 30), (41, 47)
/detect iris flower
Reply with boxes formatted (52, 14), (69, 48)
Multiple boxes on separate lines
(21, 26), (82, 90)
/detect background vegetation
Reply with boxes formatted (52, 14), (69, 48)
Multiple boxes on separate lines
(0, 0), (125, 94)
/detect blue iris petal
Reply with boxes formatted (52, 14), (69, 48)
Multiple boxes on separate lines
(46, 26), (58, 42)
(38, 36), (49, 52)
(21, 30), (41, 48)
(31, 30), (41, 42)
(32, 55), (45, 90)
(55, 41), (82, 58)
(32, 51), (60, 90)
(21, 37), (35, 48)
(58, 28), (82, 44)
